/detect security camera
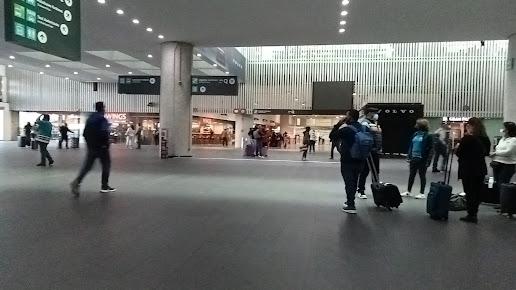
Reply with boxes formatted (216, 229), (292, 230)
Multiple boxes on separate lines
(480, 41), (485, 47)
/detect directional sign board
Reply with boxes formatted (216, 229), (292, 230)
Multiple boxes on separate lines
(4, 0), (81, 61)
(118, 76), (160, 95)
(192, 76), (238, 96)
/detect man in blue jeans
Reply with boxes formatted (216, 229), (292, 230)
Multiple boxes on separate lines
(338, 109), (366, 214)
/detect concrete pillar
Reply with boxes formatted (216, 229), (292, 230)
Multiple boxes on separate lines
(235, 114), (254, 148)
(9, 110), (19, 141)
(504, 34), (516, 122)
(160, 42), (193, 157)
(279, 115), (290, 134)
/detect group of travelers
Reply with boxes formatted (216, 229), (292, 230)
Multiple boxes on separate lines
(334, 108), (516, 224)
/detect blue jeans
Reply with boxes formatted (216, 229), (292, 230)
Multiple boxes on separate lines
(341, 161), (364, 207)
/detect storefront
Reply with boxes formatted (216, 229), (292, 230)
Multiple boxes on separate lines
(192, 116), (235, 146)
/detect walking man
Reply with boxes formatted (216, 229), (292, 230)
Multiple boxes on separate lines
(136, 123), (143, 149)
(432, 123), (450, 173)
(58, 123), (73, 149)
(71, 102), (116, 197)
(35, 114), (54, 167)
(338, 109), (373, 214)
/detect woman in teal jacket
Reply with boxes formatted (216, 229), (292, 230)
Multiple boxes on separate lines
(35, 114), (54, 167)
(401, 119), (434, 199)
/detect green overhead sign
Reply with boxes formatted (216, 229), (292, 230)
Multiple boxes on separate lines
(4, 0), (81, 61)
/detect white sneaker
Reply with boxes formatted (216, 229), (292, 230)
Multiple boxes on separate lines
(400, 192), (411, 197)
(359, 193), (368, 199)
(415, 194), (426, 199)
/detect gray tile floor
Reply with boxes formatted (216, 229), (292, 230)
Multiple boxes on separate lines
(0, 143), (515, 290)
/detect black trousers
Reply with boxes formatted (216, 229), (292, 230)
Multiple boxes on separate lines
(408, 158), (428, 194)
(58, 135), (69, 149)
(136, 135), (142, 149)
(38, 142), (53, 165)
(358, 152), (380, 193)
(432, 142), (448, 171)
(330, 141), (339, 159)
(462, 175), (485, 216)
(222, 137), (229, 147)
(493, 163), (516, 186)
(341, 161), (364, 207)
(309, 140), (316, 153)
(75, 147), (111, 187)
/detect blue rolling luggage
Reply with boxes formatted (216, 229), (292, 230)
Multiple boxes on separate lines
(427, 149), (453, 220)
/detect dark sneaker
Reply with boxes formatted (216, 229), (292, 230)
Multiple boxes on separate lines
(342, 205), (357, 214)
(460, 215), (478, 224)
(70, 181), (80, 198)
(36, 163), (46, 167)
(432, 169), (440, 173)
(100, 186), (117, 193)
(49, 160), (54, 167)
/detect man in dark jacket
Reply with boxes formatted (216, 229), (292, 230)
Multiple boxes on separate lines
(329, 119), (345, 160)
(70, 102), (116, 197)
(58, 123), (73, 149)
(338, 109), (366, 214)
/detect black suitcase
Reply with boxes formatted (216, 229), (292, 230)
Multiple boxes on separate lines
(368, 155), (403, 210)
(19, 136), (27, 147)
(500, 183), (516, 217)
(427, 148), (453, 220)
(71, 137), (80, 149)
(31, 140), (39, 150)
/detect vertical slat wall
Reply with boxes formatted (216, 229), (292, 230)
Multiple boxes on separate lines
(193, 41), (507, 118)
(7, 69), (159, 113)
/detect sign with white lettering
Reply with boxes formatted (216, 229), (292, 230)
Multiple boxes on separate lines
(4, 0), (81, 61)
(192, 76), (238, 96)
(118, 76), (160, 95)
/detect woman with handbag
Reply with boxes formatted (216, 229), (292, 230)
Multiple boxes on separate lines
(490, 122), (516, 204)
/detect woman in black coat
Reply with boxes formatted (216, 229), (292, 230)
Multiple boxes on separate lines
(456, 118), (491, 223)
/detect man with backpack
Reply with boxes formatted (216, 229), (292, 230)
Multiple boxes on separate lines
(338, 109), (374, 214)
(70, 102), (116, 197)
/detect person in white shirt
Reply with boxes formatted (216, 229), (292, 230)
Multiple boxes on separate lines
(357, 108), (382, 199)
(309, 129), (317, 153)
(126, 125), (136, 149)
(490, 122), (516, 189)
(432, 124), (450, 173)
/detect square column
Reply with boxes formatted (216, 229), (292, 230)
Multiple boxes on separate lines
(504, 34), (516, 121)
(160, 42), (193, 157)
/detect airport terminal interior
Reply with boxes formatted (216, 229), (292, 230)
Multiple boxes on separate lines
(1, 0), (516, 289)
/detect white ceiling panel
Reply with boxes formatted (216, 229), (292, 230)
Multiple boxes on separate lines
(85, 51), (139, 61)
(116, 61), (159, 70)
(52, 62), (100, 70)
(16, 52), (70, 62)
(83, 69), (119, 78)
(140, 69), (161, 75)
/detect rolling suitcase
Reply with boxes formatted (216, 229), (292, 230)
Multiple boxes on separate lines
(31, 140), (39, 150)
(71, 136), (80, 149)
(500, 183), (516, 217)
(244, 140), (255, 157)
(427, 150), (453, 220)
(368, 155), (403, 210)
(19, 136), (27, 147)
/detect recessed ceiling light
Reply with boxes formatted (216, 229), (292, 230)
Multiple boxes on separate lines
(213, 63), (217, 67)
(73, 72), (78, 75)
(45, 64), (51, 68)
(105, 64), (111, 68)
(9, 55), (15, 59)
(339, 28), (346, 33)
(341, 11), (348, 16)
(196, 53), (202, 57)
(116, 9), (124, 15)
(7, 64), (13, 68)
(132, 19), (140, 24)
(97, 77), (102, 80)
(340, 20), (347, 25)
(302, 103), (306, 106)
(128, 72), (133, 75)
(342, 0), (350, 5)
(146, 27), (153, 32)
(97, 0), (106, 4)
(65, 77), (69, 80)
(225, 71), (230, 74)
(39, 72), (44, 75)
(158, 34), (164, 39)
(147, 54), (153, 58)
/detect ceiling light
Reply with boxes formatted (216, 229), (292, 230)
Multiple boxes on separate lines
(128, 72), (133, 75)
(97, 77), (102, 81)
(65, 77), (69, 80)
(147, 54), (153, 58)
(158, 34), (164, 39)
(341, 11), (348, 16)
(45, 64), (51, 68)
(340, 20), (347, 25)
(225, 71), (230, 74)
(339, 28), (346, 33)
(7, 64), (13, 68)
(9, 55), (15, 59)
(302, 103), (306, 106)
(132, 19), (140, 24)
(213, 63), (217, 67)
(97, 0), (106, 4)
(105, 64), (111, 68)
(39, 72), (44, 75)
(146, 27), (153, 32)
(196, 53), (202, 57)
(116, 9), (124, 15)
(342, 0), (350, 5)
(73, 72), (78, 75)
